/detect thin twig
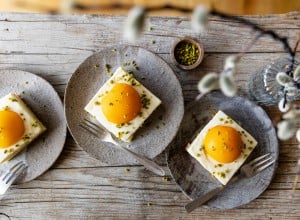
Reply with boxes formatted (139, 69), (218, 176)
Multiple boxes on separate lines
(293, 33), (300, 54)
(293, 156), (300, 191)
(283, 89), (288, 109)
(236, 33), (263, 62)
(195, 93), (206, 101)
(292, 174), (299, 191)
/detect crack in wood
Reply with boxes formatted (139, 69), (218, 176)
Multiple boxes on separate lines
(0, 213), (11, 220)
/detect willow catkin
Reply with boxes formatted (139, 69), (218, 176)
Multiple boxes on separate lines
(219, 74), (237, 97)
(276, 72), (293, 86)
(197, 72), (219, 94)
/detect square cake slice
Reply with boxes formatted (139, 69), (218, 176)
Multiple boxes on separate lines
(186, 111), (257, 185)
(85, 67), (161, 142)
(0, 93), (46, 163)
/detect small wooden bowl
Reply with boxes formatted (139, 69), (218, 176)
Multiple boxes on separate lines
(170, 37), (204, 70)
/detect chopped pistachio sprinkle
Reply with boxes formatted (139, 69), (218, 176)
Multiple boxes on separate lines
(147, 202), (152, 207)
(9, 98), (18, 102)
(31, 121), (38, 127)
(148, 27), (154, 31)
(122, 62), (130, 67)
(22, 134), (31, 140)
(132, 60), (139, 70)
(217, 172), (226, 178)
(141, 93), (151, 109)
(174, 41), (200, 66)
(116, 124), (124, 128)
(117, 132), (124, 139)
(124, 168), (130, 173)
(105, 64), (111, 73)
(162, 177), (171, 182)
(138, 112), (143, 117)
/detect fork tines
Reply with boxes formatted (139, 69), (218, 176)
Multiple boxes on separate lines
(0, 161), (27, 195)
(249, 153), (275, 173)
(79, 118), (103, 137)
(1, 161), (27, 184)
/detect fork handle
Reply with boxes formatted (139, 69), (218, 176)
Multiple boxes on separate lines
(184, 174), (241, 213)
(117, 145), (165, 176)
(185, 186), (225, 213)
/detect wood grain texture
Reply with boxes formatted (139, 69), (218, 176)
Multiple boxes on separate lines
(1, 0), (300, 15)
(0, 12), (299, 219)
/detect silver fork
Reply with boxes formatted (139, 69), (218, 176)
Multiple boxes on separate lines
(185, 153), (275, 213)
(0, 161), (27, 195)
(79, 118), (165, 176)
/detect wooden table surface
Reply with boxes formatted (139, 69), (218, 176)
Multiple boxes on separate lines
(0, 11), (299, 219)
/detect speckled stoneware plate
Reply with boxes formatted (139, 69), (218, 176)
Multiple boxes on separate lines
(166, 91), (279, 209)
(64, 45), (184, 165)
(0, 70), (66, 183)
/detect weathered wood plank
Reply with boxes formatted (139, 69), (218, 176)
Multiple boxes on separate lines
(0, 12), (299, 55)
(1, 164), (299, 219)
(0, 52), (296, 98)
(0, 12), (299, 219)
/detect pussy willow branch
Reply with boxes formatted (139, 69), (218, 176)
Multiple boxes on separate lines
(144, 6), (298, 109)
(209, 9), (299, 191)
(220, 34), (261, 76)
(235, 33), (262, 62)
(293, 33), (300, 53)
(209, 10), (296, 74)
(143, 6), (297, 74)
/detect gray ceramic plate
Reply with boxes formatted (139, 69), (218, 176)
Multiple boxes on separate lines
(64, 45), (184, 165)
(166, 91), (279, 209)
(0, 70), (66, 183)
